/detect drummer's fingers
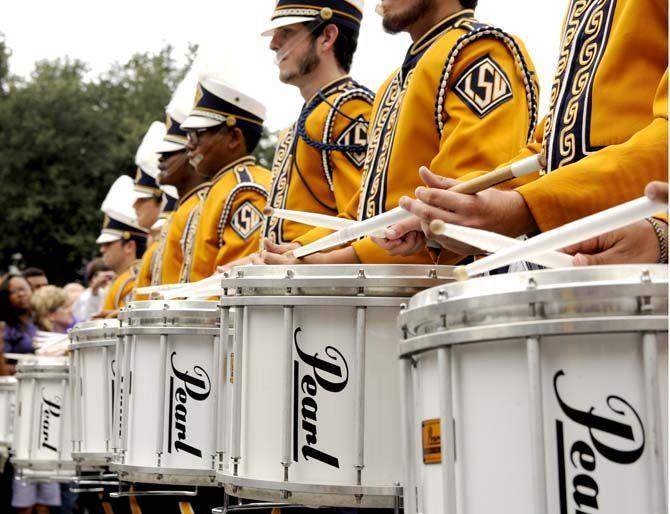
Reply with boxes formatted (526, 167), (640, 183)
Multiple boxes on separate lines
(415, 186), (474, 214)
(419, 166), (461, 190)
(264, 239), (299, 255)
(645, 181), (669, 204)
(399, 196), (457, 223)
(385, 216), (421, 240)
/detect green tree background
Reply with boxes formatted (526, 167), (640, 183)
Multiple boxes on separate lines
(0, 38), (277, 284)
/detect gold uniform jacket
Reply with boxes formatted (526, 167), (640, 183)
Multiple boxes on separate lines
(344, 10), (539, 263)
(263, 76), (374, 245)
(160, 183), (211, 285)
(188, 156), (271, 282)
(135, 241), (158, 299)
(102, 261), (140, 311)
(506, 0), (668, 231)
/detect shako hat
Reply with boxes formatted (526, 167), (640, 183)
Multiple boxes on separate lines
(261, 0), (365, 37)
(97, 175), (149, 244)
(180, 76), (266, 136)
(134, 121), (166, 199)
(157, 68), (199, 154)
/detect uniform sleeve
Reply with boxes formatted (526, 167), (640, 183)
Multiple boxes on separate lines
(133, 243), (155, 300)
(102, 281), (118, 311)
(429, 36), (538, 180)
(351, 36), (539, 265)
(161, 208), (188, 285)
(517, 70), (669, 231)
(216, 187), (268, 267)
(293, 96), (373, 247)
(456, 115), (545, 188)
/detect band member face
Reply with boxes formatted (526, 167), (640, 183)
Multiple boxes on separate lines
(381, 0), (434, 33)
(186, 126), (234, 178)
(133, 196), (162, 229)
(26, 274), (48, 292)
(99, 240), (133, 271)
(158, 150), (192, 186)
(270, 23), (321, 84)
(99, 240), (123, 269)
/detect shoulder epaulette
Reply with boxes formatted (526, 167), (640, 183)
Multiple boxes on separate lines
(218, 166), (268, 243)
(434, 24), (538, 142)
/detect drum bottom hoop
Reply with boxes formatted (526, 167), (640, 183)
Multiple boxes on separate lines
(110, 463), (218, 487)
(219, 474), (400, 508)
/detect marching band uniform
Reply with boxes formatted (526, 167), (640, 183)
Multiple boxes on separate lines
(103, 259), (141, 311)
(157, 96), (212, 284)
(494, 0), (668, 232)
(261, 0), (374, 246)
(131, 122), (178, 297)
(181, 78), (272, 281)
(344, 9), (539, 264)
(96, 176), (149, 311)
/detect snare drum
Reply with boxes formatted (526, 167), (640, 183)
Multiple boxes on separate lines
(12, 356), (76, 479)
(69, 319), (119, 466)
(112, 300), (223, 486)
(398, 265), (668, 514)
(217, 265), (453, 508)
(0, 376), (17, 448)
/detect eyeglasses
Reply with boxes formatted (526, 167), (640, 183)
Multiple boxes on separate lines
(187, 127), (217, 146)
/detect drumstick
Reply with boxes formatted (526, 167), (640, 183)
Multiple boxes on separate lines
(429, 220), (573, 269)
(264, 207), (387, 238)
(290, 154), (546, 259)
(448, 154), (546, 194)
(290, 207), (413, 258)
(161, 273), (226, 299)
(134, 283), (183, 295)
(454, 196), (667, 280)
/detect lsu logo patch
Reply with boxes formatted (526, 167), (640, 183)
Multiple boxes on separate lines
(336, 116), (368, 168)
(453, 55), (513, 117)
(231, 201), (263, 240)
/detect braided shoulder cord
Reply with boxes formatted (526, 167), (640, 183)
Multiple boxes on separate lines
(296, 81), (374, 153)
(434, 26), (539, 144)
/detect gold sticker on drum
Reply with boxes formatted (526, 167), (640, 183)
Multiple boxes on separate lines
(422, 418), (441, 464)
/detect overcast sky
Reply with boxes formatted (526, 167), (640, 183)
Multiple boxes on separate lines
(3, 1), (565, 130)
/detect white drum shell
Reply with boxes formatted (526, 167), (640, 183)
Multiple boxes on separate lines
(114, 300), (223, 486)
(12, 357), (74, 473)
(399, 265), (668, 514)
(69, 319), (119, 465)
(0, 377), (17, 447)
(220, 264), (453, 507)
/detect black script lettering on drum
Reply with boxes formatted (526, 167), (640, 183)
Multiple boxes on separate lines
(39, 389), (61, 452)
(292, 327), (349, 468)
(167, 352), (211, 458)
(553, 370), (645, 514)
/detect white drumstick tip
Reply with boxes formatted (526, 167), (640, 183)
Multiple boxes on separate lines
(454, 266), (468, 281)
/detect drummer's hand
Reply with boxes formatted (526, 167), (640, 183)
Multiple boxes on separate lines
(562, 220), (665, 266)
(646, 181), (669, 204)
(263, 239), (300, 255)
(399, 166), (535, 255)
(91, 310), (111, 320)
(371, 217), (426, 256)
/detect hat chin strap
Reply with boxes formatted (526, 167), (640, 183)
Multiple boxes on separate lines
(274, 19), (326, 65)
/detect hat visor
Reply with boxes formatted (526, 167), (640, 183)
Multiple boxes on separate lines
(133, 188), (156, 199)
(261, 16), (314, 37)
(180, 115), (223, 130)
(156, 140), (186, 154)
(96, 232), (120, 244)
